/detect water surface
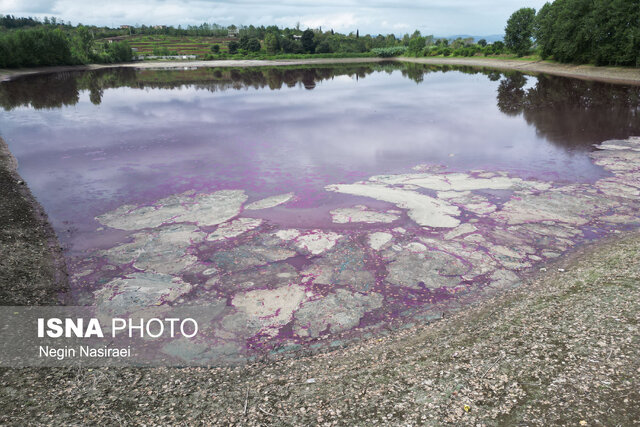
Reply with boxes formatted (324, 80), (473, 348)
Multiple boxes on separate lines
(2, 63), (640, 363)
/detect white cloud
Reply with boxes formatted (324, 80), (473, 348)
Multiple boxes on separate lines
(299, 13), (359, 32)
(2, 0), (551, 35)
(0, 0), (55, 13)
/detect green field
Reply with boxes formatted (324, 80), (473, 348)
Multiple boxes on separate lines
(110, 35), (234, 56)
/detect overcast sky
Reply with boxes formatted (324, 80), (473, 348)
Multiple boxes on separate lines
(1, 0), (548, 36)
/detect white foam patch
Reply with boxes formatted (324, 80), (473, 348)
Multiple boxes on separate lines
(232, 284), (307, 337)
(370, 172), (551, 192)
(326, 183), (460, 228)
(97, 190), (247, 230)
(206, 218), (263, 241)
(245, 193), (294, 210)
(368, 232), (393, 250)
(330, 206), (399, 224)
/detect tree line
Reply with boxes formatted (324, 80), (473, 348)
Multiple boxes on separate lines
(0, 24), (133, 68)
(2, 2), (638, 69)
(505, 0), (640, 66)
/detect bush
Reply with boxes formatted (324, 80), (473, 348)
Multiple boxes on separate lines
(0, 27), (72, 68)
(246, 38), (261, 52)
(153, 46), (171, 56)
(107, 41), (133, 62)
(315, 41), (332, 54)
(371, 46), (407, 57)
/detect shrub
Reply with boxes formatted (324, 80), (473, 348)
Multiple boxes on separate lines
(371, 46), (407, 57)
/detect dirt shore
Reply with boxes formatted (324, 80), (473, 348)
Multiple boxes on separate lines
(0, 137), (68, 305)
(1, 56), (639, 85)
(401, 57), (640, 86)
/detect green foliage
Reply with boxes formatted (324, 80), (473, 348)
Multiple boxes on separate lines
(264, 33), (278, 54)
(301, 29), (315, 53)
(107, 41), (133, 62)
(532, 0), (640, 66)
(0, 27), (72, 67)
(280, 37), (303, 54)
(0, 14), (40, 29)
(505, 7), (536, 56)
(0, 17), (442, 65)
(492, 41), (505, 54)
(371, 46), (407, 57)
(69, 26), (94, 64)
(315, 40), (332, 54)
(407, 37), (426, 56)
(0, 24), (134, 68)
(246, 38), (261, 52)
(152, 46), (177, 56)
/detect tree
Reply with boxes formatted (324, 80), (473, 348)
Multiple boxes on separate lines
(211, 44), (220, 53)
(315, 40), (332, 53)
(264, 33), (279, 54)
(531, 0), (640, 66)
(301, 29), (315, 53)
(228, 41), (239, 54)
(407, 36), (426, 56)
(534, 2), (556, 59)
(107, 41), (133, 62)
(238, 35), (249, 50)
(477, 38), (487, 47)
(246, 38), (261, 52)
(504, 7), (536, 56)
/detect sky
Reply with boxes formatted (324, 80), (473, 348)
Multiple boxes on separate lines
(0, 0), (549, 36)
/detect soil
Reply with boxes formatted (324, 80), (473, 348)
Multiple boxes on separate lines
(1, 56), (639, 86)
(402, 57), (640, 86)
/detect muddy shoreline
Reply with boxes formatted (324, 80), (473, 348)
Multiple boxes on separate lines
(1, 56), (639, 85)
(0, 137), (68, 305)
(1, 230), (638, 424)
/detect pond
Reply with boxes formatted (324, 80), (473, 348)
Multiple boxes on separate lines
(2, 62), (640, 363)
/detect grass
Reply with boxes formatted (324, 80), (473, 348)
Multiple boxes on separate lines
(100, 34), (379, 60)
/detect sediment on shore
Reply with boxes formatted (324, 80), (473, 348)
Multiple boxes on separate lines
(2, 56), (639, 86)
(0, 137), (68, 305)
